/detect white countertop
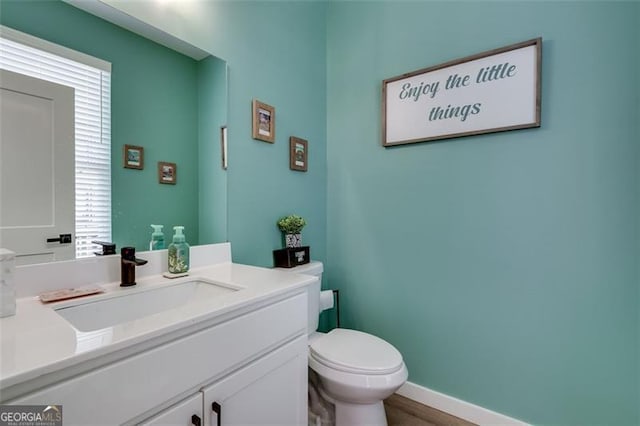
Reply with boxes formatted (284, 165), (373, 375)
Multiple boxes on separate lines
(0, 261), (315, 399)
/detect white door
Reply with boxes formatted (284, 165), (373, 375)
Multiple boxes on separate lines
(0, 69), (75, 265)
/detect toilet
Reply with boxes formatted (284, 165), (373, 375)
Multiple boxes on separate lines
(280, 261), (408, 426)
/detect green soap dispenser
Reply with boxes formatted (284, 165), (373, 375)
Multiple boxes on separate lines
(168, 226), (190, 274)
(149, 224), (165, 250)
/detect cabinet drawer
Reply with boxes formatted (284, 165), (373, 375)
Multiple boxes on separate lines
(10, 292), (307, 426)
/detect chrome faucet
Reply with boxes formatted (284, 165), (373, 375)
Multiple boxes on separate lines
(120, 247), (148, 287)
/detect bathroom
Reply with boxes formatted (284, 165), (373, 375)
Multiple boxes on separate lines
(0, 1), (638, 425)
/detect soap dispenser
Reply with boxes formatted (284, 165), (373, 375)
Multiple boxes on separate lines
(168, 226), (190, 274)
(149, 224), (165, 250)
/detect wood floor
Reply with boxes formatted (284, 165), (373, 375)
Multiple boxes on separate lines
(384, 394), (476, 426)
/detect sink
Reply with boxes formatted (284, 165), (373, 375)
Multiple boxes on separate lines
(55, 279), (238, 332)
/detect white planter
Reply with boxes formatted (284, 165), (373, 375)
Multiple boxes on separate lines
(285, 234), (302, 248)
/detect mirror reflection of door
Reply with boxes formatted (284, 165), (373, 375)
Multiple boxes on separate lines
(0, 69), (75, 265)
(1, 25), (113, 262)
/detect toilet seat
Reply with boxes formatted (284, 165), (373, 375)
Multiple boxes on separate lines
(308, 329), (409, 405)
(310, 329), (403, 375)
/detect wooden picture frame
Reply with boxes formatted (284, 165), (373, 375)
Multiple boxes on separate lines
(158, 161), (177, 184)
(252, 99), (275, 143)
(289, 137), (308, 172)
(382, 38), (542, 146)
(123, 144), (144, 169)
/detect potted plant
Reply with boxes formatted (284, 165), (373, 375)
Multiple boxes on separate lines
(277, 214), (306, 248)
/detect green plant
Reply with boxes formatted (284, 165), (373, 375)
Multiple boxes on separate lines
(277, 214), (306, 234)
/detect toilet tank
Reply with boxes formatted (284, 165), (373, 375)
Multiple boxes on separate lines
(278, 261), (323, 334)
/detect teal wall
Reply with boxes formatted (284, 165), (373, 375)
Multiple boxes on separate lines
(637, 5), (640, 417)
(0, 0), (223, 252)
(636, 3), (640, 417)
(210, 1), (328, 267)
(3, 0), (638, 423)
(326, 1), (639, 425)
(95, 0), (328, 267)
(110, 24), (199, 252)
(198, 56), (228, 245)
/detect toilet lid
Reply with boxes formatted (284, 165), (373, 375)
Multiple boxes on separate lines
(309, 329), (403, 375)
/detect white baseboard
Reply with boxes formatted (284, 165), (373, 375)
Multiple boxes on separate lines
(396, 381), (529, 426)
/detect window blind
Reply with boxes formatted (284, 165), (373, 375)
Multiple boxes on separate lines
(0, 27), (112, 258)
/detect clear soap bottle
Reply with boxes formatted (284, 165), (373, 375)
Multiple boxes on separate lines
(149, 224), (165, 250)
(168, 226), (190, 274)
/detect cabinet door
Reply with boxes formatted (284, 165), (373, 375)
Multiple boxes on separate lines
(139, 393), (203, 426)
(202, 335), (307, 426)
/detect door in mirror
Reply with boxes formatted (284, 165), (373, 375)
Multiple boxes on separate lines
(0, 69), (75, 265)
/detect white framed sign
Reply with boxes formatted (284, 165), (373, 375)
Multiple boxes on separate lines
(382, 38), (542, 147)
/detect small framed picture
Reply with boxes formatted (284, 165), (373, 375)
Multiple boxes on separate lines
(252, 99), (275, 143)
(123, 144), (144, 169)
(289, 137), (308, 172)
(158, 161), (177, 184)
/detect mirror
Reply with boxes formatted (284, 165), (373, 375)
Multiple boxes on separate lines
(0, 0), (227, 261)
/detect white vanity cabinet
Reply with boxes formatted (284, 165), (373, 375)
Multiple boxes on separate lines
(143, 335), (307, 426)
(6, 291), (308, 426)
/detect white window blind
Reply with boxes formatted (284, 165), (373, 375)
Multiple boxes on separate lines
(0, 26), (112, 258)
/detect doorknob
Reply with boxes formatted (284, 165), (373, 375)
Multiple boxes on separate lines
(46, 233), (72, 244)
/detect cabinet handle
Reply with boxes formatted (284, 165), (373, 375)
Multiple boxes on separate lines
(46, 233), (72, 244)
(211, 402), (221, 426)
(191, 414), (201, 426)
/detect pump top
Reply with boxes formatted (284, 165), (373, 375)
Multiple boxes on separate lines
(151, 224), (163, 235)
(172, 226), (185, 243)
